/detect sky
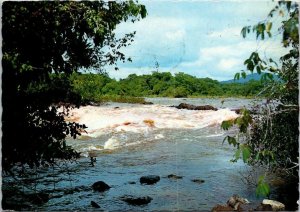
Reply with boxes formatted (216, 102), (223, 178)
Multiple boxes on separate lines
(107, 0), (287, 81)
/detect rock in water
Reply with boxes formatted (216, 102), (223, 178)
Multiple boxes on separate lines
(167, 174), (183, 179)
(255, 203), (273, 211)
(211, 204), (235, 211)
(175, 103), (218, 111)
(262, 199), (285, 211)
(227, 195), (250, 210)
(143, 101), (154, 105)
(140, 175), (160, 185)
(92, 181), (111, 192)
(91, 201), (100, 208)
(191, 179), (205, 184)
(120, 195), (152, 205)
(27, 193), (50, 205)
(128, 181), (136, 184)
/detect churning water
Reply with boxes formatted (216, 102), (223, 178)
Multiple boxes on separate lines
(5, 98), (290, 211)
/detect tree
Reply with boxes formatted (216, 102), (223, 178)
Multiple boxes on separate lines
(2, 1), (147, 171)
(222, 1), (298, 196)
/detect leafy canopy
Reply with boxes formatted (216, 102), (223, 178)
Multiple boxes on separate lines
(222, 1), (299, 197)
(2, 1), (147, 171)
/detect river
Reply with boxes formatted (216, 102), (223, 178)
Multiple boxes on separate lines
(3, 98), (296, 211)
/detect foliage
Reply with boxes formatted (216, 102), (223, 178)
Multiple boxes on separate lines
(222, 1), (298, 196)
(2, 1), (146, 171)
(69, 71), (265, 101)
(256, 175), (270, 197)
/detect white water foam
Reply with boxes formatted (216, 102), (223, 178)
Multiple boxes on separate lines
(104, 137), (122, 150)
(65, 104), (238, 150)
(66, 105), (238, 152)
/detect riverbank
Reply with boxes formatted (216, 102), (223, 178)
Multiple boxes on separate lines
(80, 95), (262, 105)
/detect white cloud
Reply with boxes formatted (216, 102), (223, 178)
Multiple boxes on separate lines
(217, 58), (241, 71)
(208, 27), (241, 39)
(165, 29), (186, 41)
(109, 1), (288, 81)
(200, 41), (257, 61)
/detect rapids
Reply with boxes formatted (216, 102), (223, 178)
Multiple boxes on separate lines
(5, 98), (295, 211)
(65, 103), (238, 154)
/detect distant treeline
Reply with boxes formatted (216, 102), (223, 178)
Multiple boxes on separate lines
(69, 71), (264, 102)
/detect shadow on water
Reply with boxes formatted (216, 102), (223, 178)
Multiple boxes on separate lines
(3, 128), (298, 211)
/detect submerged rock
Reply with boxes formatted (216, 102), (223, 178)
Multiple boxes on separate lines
(211, 204), (234, 211)
(262, 199), (285, 211)
(231, 108), (242, 114)
(120, 195), (152, 205)
(91, 201), (101, 208)
(89, 101), (102, 106)
(140, 175), (160, 185)
(92, 181), (111, 192)
(143, 101), (154, 105)
(191, 179), (205, 184)
(167, 174), (183, 179)
(128, 181), (136, 184)
(175, 103), (218, 111)
(63, 187), (81, 195)
(27, 193), (50, 205)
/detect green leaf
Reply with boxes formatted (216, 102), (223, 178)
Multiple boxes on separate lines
(234, 73), (240, 81)
(140, 5), (147, 18)
(256, 66), (261, 74)
(266, 22), (272, 33)
(221, 120), (234, 130)
(246, 60), (254, 72)
(256, 181), (270, 197)
(234, 149), (241, 161)
(228, 136), (237, 147)
(241, 145), (251, 162)
(241, 26), (250, 38)
(241, 71), (246, 79)
(255, 153), (260, 161)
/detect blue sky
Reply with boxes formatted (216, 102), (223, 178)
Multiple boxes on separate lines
(108, 0), (287, 81)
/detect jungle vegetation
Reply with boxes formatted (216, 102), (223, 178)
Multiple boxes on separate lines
(2, 1), (147, 172)
(69, 71), (265, 102)
(221, 1), (299, 198)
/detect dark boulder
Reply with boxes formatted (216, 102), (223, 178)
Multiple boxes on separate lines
(231, 108), (241, 114)
(140, 175), (160, 185)
(92, 181), (111, 192)
(211, 204), (235, 211)
(175, 103), (217, 111)
(191, 179), (205, 184)
(89, 101), (102, 106)
(128, 181), (136, 184)
(195, 105), (218, 110)
(91, 201), (101, 208)
(255, 203), (273, 211)
(167, 174), (183, 179)
(27, 193), (50, 205)
(120, 195), (152, 206)
(63, 186), (82, 195)
(143, 101), (154, 105)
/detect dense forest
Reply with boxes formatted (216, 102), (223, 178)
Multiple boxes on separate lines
(69, 71), (264, 102)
